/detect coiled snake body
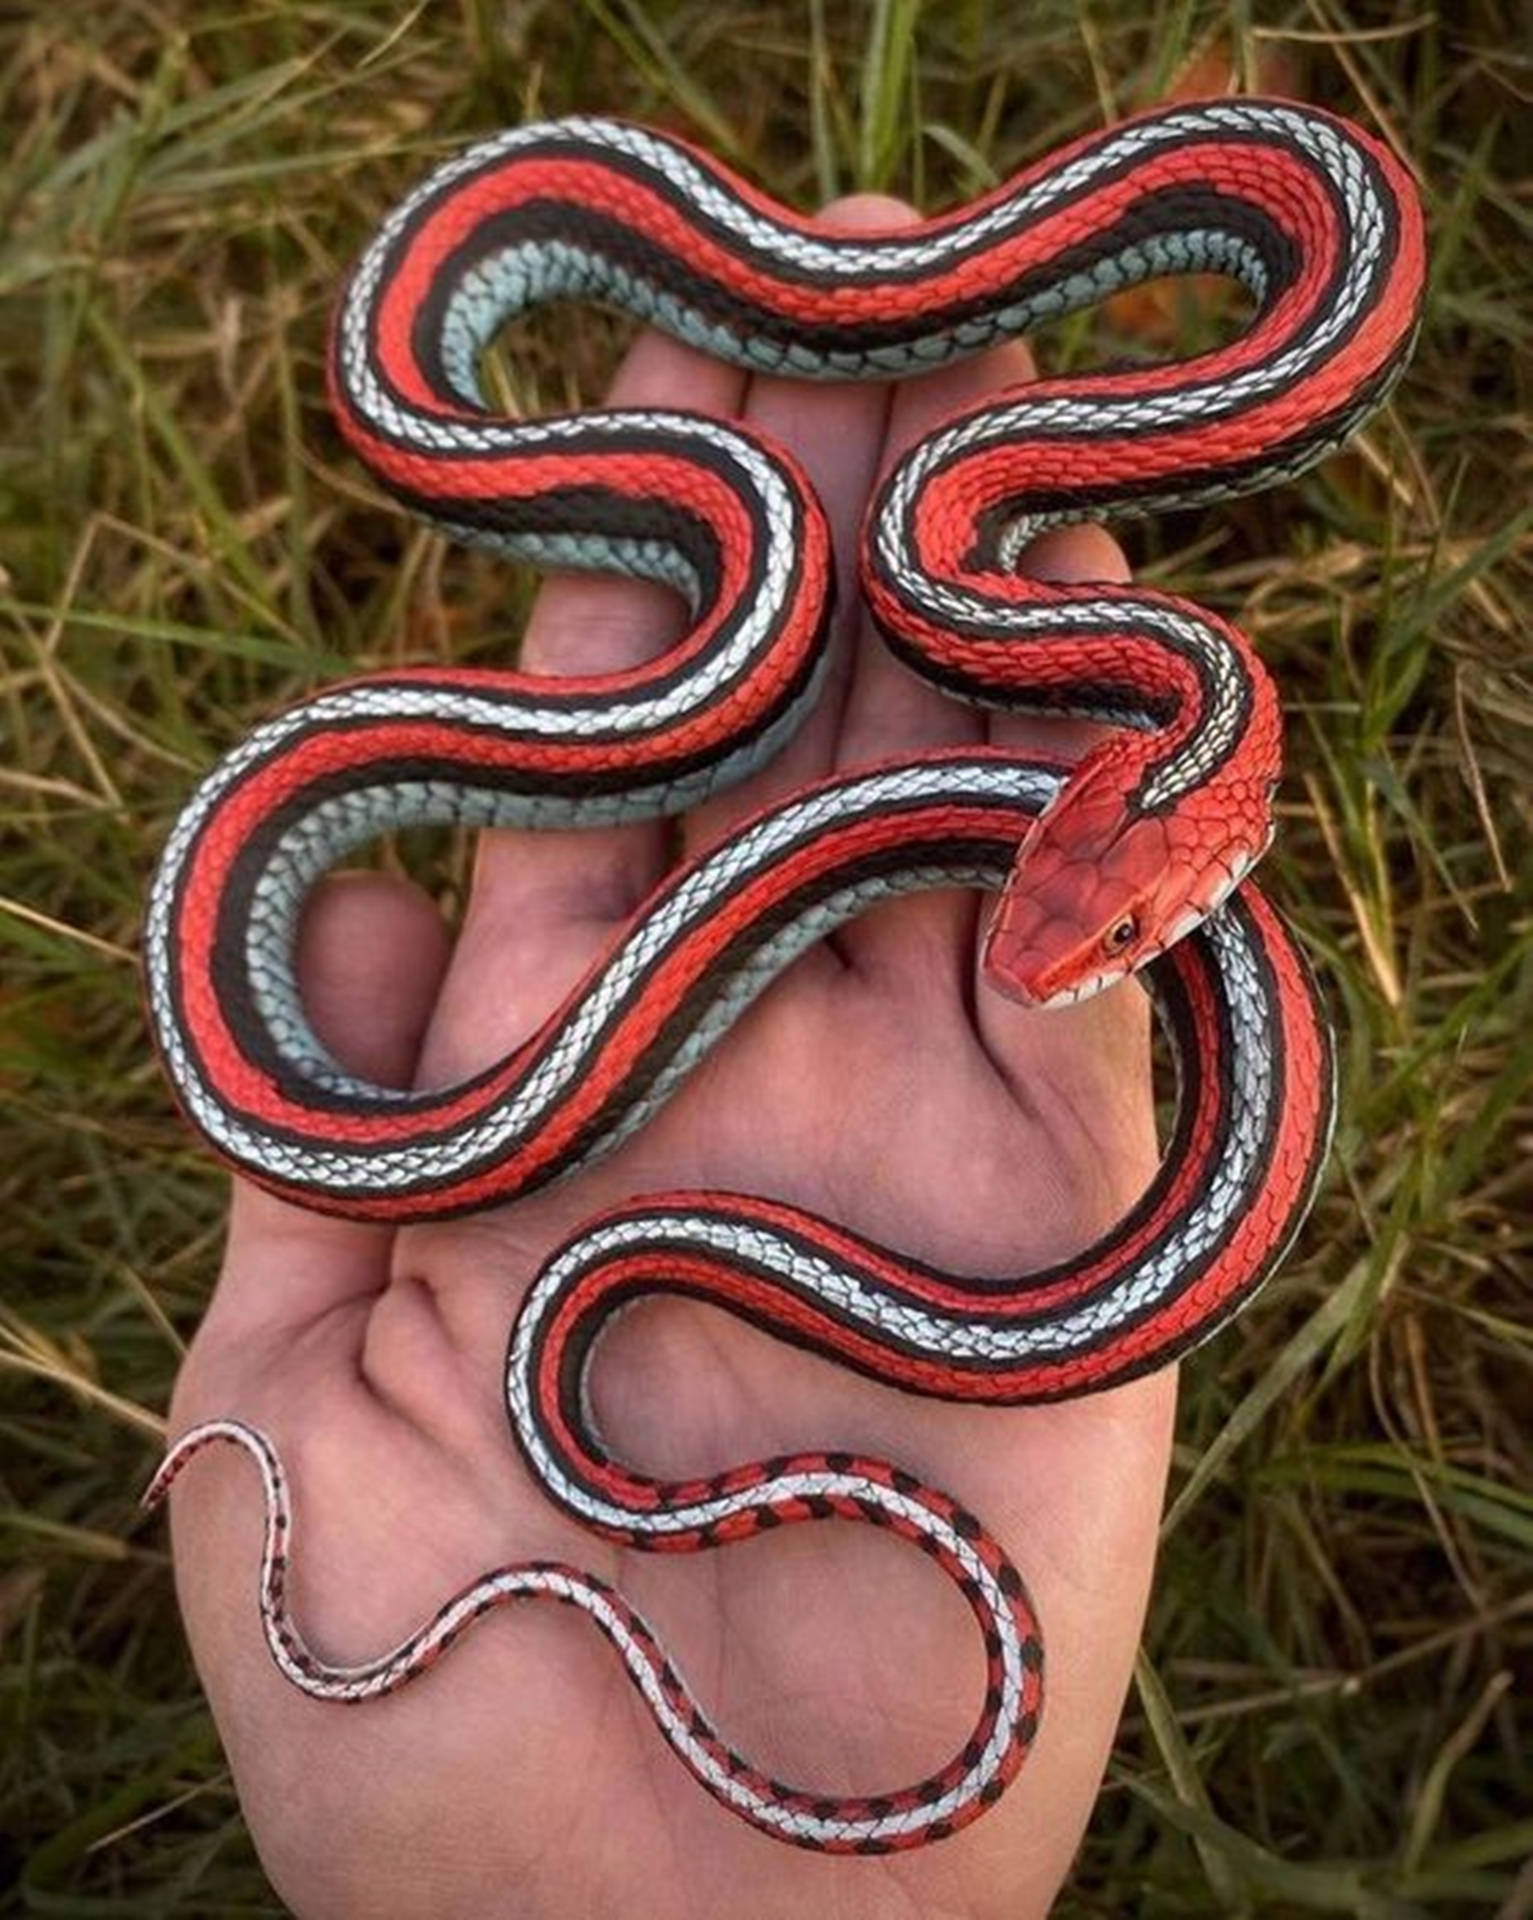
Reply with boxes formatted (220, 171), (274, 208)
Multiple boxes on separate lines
(144, 101), (1424, 1850)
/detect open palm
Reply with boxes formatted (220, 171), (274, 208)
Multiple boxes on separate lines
(161, 195), (1174, 1920)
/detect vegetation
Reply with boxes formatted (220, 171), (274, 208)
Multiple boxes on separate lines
(2, 1), (1528, 1911)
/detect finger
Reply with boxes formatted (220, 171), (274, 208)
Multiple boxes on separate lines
(836, 335), (1038, 768)
(197, 872), (451, 1355)
(831, 332), (1038, 984)
(415, 330), (748, 1089)
(986, 520), (1133, 757)
(678, 195), (912, 858)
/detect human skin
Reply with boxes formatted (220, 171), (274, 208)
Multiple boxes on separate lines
(159, 194), (1175, 1920)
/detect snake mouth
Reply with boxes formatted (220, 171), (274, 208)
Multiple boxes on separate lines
(979, 938), (1129, 1011)
(1026, 969), (1122, 1009)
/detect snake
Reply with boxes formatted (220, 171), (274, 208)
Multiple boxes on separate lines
(141, 100), (1425, 1852)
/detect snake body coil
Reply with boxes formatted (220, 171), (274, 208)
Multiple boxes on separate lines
(144, 101), (1424, 1850)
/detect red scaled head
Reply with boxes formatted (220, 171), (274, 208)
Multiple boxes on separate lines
(982, 746), (1272, 1009)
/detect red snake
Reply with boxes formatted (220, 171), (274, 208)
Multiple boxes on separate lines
(142, 100), (1425, 1851)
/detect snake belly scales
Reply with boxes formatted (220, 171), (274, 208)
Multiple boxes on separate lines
(141, 100), (1425, 1852)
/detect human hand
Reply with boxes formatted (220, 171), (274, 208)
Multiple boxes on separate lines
(159, 193), (1173, 1920)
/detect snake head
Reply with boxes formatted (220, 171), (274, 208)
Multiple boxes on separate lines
(981, 749), (1271, 1009)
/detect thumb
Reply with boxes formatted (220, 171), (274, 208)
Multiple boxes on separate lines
(189, 871), (451, 1356)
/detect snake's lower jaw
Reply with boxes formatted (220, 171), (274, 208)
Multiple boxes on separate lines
(978, 951), (1043, 1009)
(981, 951), (1125, 1011)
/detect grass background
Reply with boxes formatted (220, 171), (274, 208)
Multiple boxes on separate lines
(2, 0), (1529, 1912)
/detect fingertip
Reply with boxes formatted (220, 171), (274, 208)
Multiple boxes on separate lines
(815, 191), (919, 232)
(1019, 522), (1131, 585)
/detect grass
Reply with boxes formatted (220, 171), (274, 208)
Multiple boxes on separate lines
(1, 0), (1529, 1911)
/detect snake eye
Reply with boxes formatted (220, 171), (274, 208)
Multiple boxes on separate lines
(1104, 915), (1139, 954)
